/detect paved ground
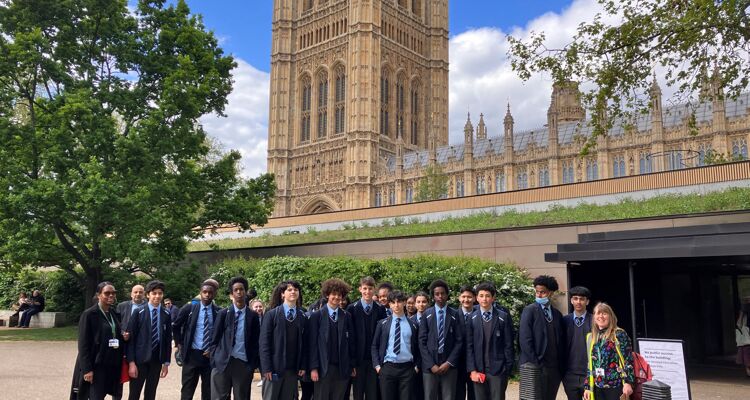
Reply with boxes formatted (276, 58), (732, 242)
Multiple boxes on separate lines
(0, 341), (748, 399)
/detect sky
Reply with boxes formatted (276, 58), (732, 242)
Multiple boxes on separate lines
(155, 0), (615, 178)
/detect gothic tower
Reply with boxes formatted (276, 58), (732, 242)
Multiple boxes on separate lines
(268, 0), (449, 216)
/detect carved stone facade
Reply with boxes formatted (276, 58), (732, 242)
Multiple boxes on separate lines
(269, 1), (750, 217)
(268, 0), (449, 217)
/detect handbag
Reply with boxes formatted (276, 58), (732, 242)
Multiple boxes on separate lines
(119, 357), (130, 384)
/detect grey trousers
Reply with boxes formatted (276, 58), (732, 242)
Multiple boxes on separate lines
(473, 374), (507, 400)
(263, 370), (299, 400)
(211, 358), (252, 400)
(314, 365), (349, 400)
(423, 368), (457, 400)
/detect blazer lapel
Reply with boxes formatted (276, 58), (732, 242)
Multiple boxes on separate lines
(337, 309), (345, 347)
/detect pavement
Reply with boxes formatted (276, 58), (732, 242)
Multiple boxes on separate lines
(0, 341), (748, 399)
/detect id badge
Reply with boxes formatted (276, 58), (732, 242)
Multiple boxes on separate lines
(108, 338), (120, 349)
(595, 367), (605, 377)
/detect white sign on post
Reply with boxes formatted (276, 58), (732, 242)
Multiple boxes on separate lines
(637, 338), (691, 400)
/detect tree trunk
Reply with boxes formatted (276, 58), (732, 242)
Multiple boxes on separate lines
(84, 267), (104, 308)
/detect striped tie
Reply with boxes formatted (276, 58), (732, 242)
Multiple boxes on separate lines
(233, 310), (242, 346)
(543, 305), (552, 322)
(151, 308), (159, 352)
(483, 311), (491, 322)
(202, 307), (211, 350)
(287, 308), (295, 321)
(575, 316), (583, 327)
(394, 317), (402, 355)
(437, 309), (445, 354)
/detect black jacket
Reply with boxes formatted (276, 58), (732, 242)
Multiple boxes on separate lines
(418, 306), (464, 372)
(125, 305), (173, 365)
(371, 315), (420, 369)
(259, 305), (308, 374)
(519, 302), (564, 372)
(172, 302), (221, 363)
(78, 304), (125, 373)
(116, 300), (144, 331)
(347, 300), (387, 365)
(465, 308), (515, 376)
(210, 305), (261, 373)
(561, 312), (592, 375)
(308, 306), (356, 378)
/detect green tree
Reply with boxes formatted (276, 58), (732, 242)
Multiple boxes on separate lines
(508, 0), (750, 141)
(0, 0), (275, 306)
(415, 164), (449, 202)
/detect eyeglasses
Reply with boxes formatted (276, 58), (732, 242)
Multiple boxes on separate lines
(101, 291), (117, 296)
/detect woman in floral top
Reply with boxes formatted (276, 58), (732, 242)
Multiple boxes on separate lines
(583, 303), (635, 400)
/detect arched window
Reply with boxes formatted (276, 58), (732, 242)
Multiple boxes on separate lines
(495, 173), (505, 192)
(317, 70), (328, 139)
(612, 155), (626, 177)
(410, 82), (420, 145)
(334, 65), (346, 134)
(732, 138), (748, 159)
(406, 185), (413, 203)
(476, 175), (486, 194)
(455, 177), (464, 197)
(538, 165), (550, 187)
(562, 160), (575, 183)
(300, 76), (312, 142)
(585, 158), (598, 181)
(639, 152), (652, 174)
(380, 68), (391, 136)
(374, 191), (382, 207)
(697, 143), (711, 166)
(517, 167), (528, 189)
(303, 0), (313, 13)
(396, 74), (406, 139)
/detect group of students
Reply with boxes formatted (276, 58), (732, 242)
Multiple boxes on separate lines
(72, 274), (637, 400)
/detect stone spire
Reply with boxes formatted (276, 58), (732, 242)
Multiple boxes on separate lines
(503, 104), (514, 159)
(463, 112), (474, 146)
(650, 72), (663, 138)
(428, 129), (437, 165)
(476, 113), (487, 140)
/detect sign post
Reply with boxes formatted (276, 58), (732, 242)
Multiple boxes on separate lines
(637, 338), (691, 400)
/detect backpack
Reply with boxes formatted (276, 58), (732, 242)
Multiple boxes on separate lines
(630, 351), (653, 400)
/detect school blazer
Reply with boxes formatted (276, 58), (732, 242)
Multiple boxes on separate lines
(116, 300), (143, 331)
(259, 305), (308, 375)
(418, 306), (464, 371)
(125, 306), (173, 365)
(307, 307), (356, 378)
(371, 315), (420, 369)
(519, 303), (564, 371)
(172, 302), (221, 363)
(465, 308), (515, 376)
(347, 300), (388, 365)
(209, 306), (261, 373)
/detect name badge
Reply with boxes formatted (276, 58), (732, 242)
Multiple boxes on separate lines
(109, 339), (120, 349)
(595, 368), (605, 377)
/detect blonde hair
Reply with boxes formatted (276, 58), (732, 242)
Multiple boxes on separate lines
(591, 302), (620, 343)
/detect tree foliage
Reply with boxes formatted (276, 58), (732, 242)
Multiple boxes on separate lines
(415, 164), (449, 202)
(0, 0), (275, 305)
(508, 0), (750, 140)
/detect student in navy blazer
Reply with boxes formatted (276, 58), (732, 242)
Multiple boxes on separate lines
(172, 282), (220, 400)
(561, 286), (593, 400)
(408, 291), (429, 400)
(210, 277), (261, 400)
(419, 279), (464, 400)
(519, 275), (565, 400)
(371, 290), (420, 400)
(347, 277), (387, 400)
(308, 278), (357, 400)
(457, 285), (477, 400)
(466, 282), (514, 400)
(260, 280), (308, 400)
(125, 280), (173, 400)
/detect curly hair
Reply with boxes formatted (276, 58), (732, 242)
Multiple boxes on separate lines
(533, 275), (559, 292)
(429, 279), (450, 296)
(321, 278), (351, 298)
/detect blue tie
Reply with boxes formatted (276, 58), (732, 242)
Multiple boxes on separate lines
(330, 310), (337, 322)
(394, 317), (402, 355)
(287, 308), (295, 321)
(202, 307), (211, 350)
(483, 311), (491, 322)
(543, 305), (552, 322)
(233, 310), (242, 346)
(364, 304), (371, 314)
(437, 309), (445, 354)
(151, 308), (159, 352)
(575, 316), (583, 327)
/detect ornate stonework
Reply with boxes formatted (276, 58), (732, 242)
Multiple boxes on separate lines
(269, 1), (750, 217)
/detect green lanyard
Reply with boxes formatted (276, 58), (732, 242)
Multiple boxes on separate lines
(98, 304), (116, 338)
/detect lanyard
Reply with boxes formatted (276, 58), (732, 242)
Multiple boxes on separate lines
(98, 305), (116, 338)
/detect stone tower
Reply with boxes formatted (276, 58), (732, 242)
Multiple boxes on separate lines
(268, 0), (449, 216)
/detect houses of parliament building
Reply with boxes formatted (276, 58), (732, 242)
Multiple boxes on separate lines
(267, 0), (750, 217)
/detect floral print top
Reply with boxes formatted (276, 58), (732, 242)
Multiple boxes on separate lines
(584, 328), (635, 389)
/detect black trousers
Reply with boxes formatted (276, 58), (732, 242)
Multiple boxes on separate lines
(352, 361), (378, 400)
(181, 349), (211, 400)
(263, 370), (299, 400)
(456, 362), (475, 400)
(128, 358), (163, 400)
(473, 373), (507, 400)
(77, 363), (120, 400)
(300, 381), (314, 400)
(594, 386), (623, 400)
(540, 365), (562, 400)
(562, 373), (586, 400)
(379, 362), (414, 400)
(211, 357), (253, 400)
(314, 364), (348, 400)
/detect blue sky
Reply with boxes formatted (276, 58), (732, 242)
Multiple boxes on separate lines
(131, 0), (604, 177)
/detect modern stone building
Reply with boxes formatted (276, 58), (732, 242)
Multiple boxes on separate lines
(268, 0), (750, 217)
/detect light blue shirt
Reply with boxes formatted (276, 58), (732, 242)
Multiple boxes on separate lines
(231, 305), (247, 361)
(415, 312), (423, 325)
(384, 316), (413, 363)
(435, 304), (447, 328)
(191, 304), (213, 350)
(282, 303), (296, 320)
(326, 304), (339, 320)
(147, 303), (161, 344)
(480, 306), (493, 318)
(131, 301), (144, 315)
(360, 299), (374, 313)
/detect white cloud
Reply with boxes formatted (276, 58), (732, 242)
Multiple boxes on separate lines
(448, 0), (610, 143)
(200, 59), (270, 178)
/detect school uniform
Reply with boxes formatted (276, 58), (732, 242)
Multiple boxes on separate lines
(519, 302), (565, 400)
(372, 315), (420, 400)
(125, 303), (173, 400)
(308, 305), (356, 400)
(465, 307), (514, 400)
(561, 311), (592, 400)
(116, 300), (145, 332)
(172, 302), (221, 400)
(260, 304), (308, 400)
(408, 314), (424, 400)
(419, 305), (464, 400)
(209, 304), (261, 400)
(347, 300), (387, 400)
(457, 308), (476, 400)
